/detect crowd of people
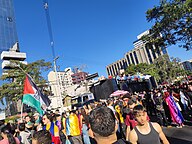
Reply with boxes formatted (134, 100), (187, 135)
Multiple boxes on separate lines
(0, 82), (192, 144)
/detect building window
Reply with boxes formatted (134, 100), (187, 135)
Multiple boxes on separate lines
(133, 51), (139, 64)
(126, 54), (131, 65)
(130, 53), (135, 65)
(145, 45), (153, 64)
(123, 60), (128, 69)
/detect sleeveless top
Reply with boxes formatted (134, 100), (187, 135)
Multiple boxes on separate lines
(134, 122), (161, 144)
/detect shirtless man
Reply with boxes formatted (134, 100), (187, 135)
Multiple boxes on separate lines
(129, 105), (169, 144)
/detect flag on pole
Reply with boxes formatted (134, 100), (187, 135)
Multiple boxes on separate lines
(23, 75), (51, 115)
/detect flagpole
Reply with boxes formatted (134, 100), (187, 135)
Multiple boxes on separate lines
(21, 102), (23, 122)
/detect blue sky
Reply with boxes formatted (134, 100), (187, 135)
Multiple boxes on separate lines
(14, 0), (192, 78)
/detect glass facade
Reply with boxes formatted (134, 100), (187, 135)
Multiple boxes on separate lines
(0, 0), (18, 52)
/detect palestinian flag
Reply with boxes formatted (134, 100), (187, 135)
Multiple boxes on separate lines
(23, 75), (51, 115)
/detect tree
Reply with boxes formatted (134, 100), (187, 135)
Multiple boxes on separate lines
(153, 54), (186, 83)
(125, 55), (188, 84)
(144, 0), (192, 50)
(0, 59), (52, 102)
(125, 63), (160, 81)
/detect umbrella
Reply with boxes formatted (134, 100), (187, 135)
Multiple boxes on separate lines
(110, 90), (129, 97)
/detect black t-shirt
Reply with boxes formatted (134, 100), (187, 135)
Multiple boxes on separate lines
(113, 138), (132, 144)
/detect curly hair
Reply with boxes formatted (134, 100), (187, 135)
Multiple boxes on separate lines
(89, 106), (116, 137)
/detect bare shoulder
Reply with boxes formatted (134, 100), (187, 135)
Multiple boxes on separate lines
(129, 129), (138, 143)
(151, 122), (162, 133)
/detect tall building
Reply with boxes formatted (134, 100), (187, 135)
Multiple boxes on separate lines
(0, 0), (18, 52)
(48, 67), (75, 109)
(0, 0), (26, 70)
(0, 0), (26, 115)
(182, 60), (192, 71)
(106, 30), (168, 76)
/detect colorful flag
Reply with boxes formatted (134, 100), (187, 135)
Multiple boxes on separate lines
(23, 75), (51, 115)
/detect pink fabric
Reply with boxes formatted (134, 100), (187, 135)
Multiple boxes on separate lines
(0, 137), (20, 144)
(165, 95), (183, 124)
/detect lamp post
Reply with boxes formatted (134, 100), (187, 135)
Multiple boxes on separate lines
(53, 56), (63, 111)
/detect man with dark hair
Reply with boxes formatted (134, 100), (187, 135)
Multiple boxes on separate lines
(129, 105), (169, 144)
(89, 106), (131, 144)
(32, 130), (52, 144)
(25, 115), (33, 131)
(18, 123), (31, 144)
(125, 99), (137, 140)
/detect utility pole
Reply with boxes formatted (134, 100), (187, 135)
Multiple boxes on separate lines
(53, 56), (63, 111)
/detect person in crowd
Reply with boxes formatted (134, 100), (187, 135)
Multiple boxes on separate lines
(107, 98), (116, 114)
(125, 99), (137, 140)
(25, 115), (33, 131)
(129, 105), (169, 144)
(145, 90), (156, 116)
(115, 103), (126, 139)
(42, 113), (60, 144)
(164, 90), (184, 127)
(32, 130), (52, 144)
(179, 89), (189, 111)
(0, 125), (20, 144)
(18, 123), (31, 144)
(33, 113), (40, 127)
(154, 90), (169, 127)
(64, 110), (83, 144)
(89, 106), (131, 144)
(55, 114), (62, 131)
(80, 107), (91, 144)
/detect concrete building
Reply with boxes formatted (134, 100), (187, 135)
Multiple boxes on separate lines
(182, 60), (192, 71)
(48, 67), (74, 109)
(71, 72), (88, 84)
(106, 30), (168, 76)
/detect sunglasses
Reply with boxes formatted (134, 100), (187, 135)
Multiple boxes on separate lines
(42, 118), (46, 121)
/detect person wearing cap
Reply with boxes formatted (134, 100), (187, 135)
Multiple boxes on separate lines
(33, 113), (40, 127)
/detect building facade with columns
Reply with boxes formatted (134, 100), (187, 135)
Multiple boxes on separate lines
(106, 30), (168, 76)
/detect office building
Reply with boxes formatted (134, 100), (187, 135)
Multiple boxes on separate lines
(182, 60), (192, 71)
(0, 0), (27, 70)
(106, 30), (168, 76)
(0, 0), (18, 52)
(48, 67), (74, 97)
(71, 72), (88, 84)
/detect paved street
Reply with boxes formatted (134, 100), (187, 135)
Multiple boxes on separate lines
(163, 126), (192, 144)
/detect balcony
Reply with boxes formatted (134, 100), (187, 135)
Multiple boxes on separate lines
(1, 51), (26, 61)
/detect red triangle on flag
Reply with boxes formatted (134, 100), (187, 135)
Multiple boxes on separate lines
(23, 75), (35, 94)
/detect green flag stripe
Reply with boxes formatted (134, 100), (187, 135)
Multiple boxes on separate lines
(23, 94), (43, 115)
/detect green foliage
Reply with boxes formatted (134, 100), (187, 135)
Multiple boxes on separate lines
(144, 0), (192, 50)
(125, 54), (188, 84)
(125, 63), (160, 81)
(0, 59), (52, 102)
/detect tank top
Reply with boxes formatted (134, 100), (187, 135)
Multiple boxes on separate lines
(134, 122), (161, 144)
